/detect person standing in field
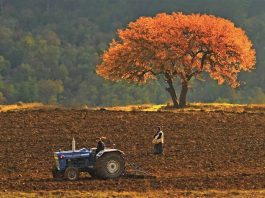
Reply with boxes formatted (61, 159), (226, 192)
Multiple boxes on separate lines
(152, 127), (164, 154)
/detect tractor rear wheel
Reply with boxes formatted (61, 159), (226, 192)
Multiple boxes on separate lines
(64, 167), (80, 181)
(95, 152), (125, 179)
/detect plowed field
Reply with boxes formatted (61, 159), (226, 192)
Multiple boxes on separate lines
(0, 107), (265, 193)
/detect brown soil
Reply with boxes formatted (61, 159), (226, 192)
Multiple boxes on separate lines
(0, 108), (265, 192)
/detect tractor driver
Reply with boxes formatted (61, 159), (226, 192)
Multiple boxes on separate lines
(96, 136), (106, 154)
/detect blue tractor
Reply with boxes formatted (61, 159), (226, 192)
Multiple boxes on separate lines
(52, 139), (125, 180)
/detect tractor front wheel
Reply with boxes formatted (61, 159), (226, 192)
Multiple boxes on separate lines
(95, 152), (125, 179)
(64, 167), (80, 181)
(52, 167), (64, 179)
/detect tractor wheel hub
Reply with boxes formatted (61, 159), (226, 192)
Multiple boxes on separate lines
(106, 160), (119, 174)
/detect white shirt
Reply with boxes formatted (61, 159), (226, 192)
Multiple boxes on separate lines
(153, 131), (164, 144)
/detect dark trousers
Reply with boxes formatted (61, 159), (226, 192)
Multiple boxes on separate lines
(154, 143), (163, 154)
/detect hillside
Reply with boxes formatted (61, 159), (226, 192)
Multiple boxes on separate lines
(0, 1), (265, 106)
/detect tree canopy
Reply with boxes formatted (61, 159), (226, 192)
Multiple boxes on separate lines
(97, 13), (256, 107)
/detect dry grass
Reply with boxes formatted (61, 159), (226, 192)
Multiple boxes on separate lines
(2, 190), (265, 198)
(0, 102), (264, 114)
(101, 104), (161, 111)
(0, 103), (58, 112)
(178, 103), (265, 113)
(103, 103), (265, 113)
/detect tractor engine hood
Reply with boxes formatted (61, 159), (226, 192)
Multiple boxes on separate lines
(55, 148), (91, 159)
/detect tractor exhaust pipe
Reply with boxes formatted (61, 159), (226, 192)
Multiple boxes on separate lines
(72, 137), (76, 152)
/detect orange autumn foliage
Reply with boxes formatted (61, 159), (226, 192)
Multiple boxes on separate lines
(97, 12), (256, 88)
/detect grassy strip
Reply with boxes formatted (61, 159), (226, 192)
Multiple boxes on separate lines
(0, 103), (45, 112)
(0, 102), (264, 113)
(2, 190), (265, 198)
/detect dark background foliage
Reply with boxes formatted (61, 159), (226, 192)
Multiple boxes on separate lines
(0, 0), (264, 106)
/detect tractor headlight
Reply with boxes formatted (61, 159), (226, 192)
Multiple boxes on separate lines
(58, 154), (65, 159)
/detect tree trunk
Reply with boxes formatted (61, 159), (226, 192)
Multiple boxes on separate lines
(179, 82), (188, 108)
(165, 73), (179, 108)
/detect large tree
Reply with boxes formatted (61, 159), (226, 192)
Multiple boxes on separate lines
(96, 12), (256, 108)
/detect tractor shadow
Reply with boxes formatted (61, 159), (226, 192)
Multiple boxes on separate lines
(26, 172), (265, 191)
(29, 173), (156, 183)
(122, 173), (156, 179)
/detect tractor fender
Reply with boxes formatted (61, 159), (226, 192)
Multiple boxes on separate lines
(96, 149), (125, 159)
